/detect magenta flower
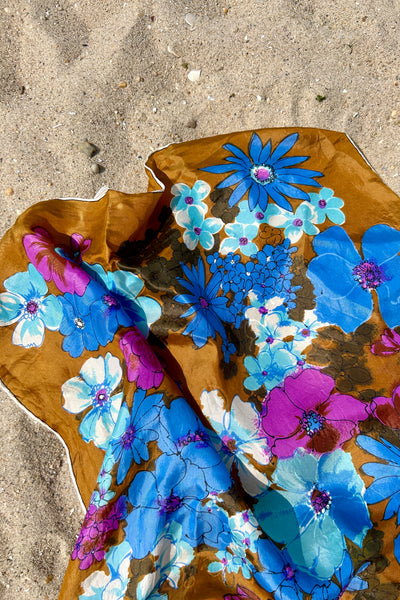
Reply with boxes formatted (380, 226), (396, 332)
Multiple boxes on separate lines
(369, 385), (400, 429)
(72, 496), (127, 570)
(261, 368), (368, 457)
(23, 227), (91, 295)
(371, 327), (400, 356)
(119, 327), (164, 390)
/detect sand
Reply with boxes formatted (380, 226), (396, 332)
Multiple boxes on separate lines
(0, 1), (399, 597)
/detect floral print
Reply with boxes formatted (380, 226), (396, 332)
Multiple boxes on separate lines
(3, 128), (400, 599)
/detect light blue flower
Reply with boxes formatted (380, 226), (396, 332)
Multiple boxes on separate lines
(79, 541), (133, 600)
(291, 309), (328, 353)
(136, 522), (194, 600)
(221, 222), (259, 256)
(0, 263), (62, 348)
(175, 205), (223, 250)
(245, 305), (298, 349)
(201, 132), (323, 212)
(307, 225), (400, 333)
(235, 200), (269, 225)
(244, 343), (299, 391)
(308, 188), (345, 225)
(266, 201), (319, 243)
(91, 453), (116, 507)
(170, 180), (210, 213)
(254, 448), (372, 580)
(61, 353), (123, 449)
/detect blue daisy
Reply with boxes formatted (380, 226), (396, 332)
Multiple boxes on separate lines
(201, 132), (323, 212)
(174, 257), (234, 348)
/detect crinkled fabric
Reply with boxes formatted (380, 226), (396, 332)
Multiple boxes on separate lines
(1, 127), (400, 599)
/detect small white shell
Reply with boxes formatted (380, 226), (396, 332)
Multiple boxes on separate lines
(188, 69), (201, 82)
(185, 13), (197, 27)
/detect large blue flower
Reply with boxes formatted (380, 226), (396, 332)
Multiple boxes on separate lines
(0, 264), (62, 348)
(201, 132), (323, 212)
(174, 257), (234, 348)
(110, 390), (165, 485)
(59, 281), (101, 357)
(307, 225), (400, 334)
(254, 449), (372, 580)
(125, 453), (230, 558)
(358, 434), (400, 564)
(158, 397), (232, 492)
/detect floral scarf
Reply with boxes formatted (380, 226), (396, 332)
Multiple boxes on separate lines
(1, 128), (400, 599)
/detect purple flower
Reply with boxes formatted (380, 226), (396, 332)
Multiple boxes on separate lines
(72, 496), (127, 570)
(261, 368), (369, 457)
(119, 327), (164, 390)
(23, 227), (91, 295)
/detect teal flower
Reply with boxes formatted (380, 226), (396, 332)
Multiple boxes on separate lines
(175, 205), (223, 250)
(244, 343), (299, 391)
(170, 180), (210, 213)
(266, 202), (319, 243)
(0, 264), (62, 348)
(254, 449), (372, 580)
(221, 223), (259, 256)
(308, 188), (345, 225)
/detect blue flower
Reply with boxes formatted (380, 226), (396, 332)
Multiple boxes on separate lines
(255, 537), (324, 600)
(80, 541), (133, 600)
(125, 453), (230, 559)
(221, 222), (259, 256)
(201, 132), (323, 212)
(307, 225), (400, 333)
(59, 281), (101, 357)
(158, 397), (232, 493)
(175, 205), (223, 251)
(206, 252), (224, 274)
(0, 264), (62, 348)
(61, 353), (123, 449)
(174, 257), (234, 348)
(170, 180), (210, 213)
(266, 201), (319, 243)
(358, 434), (400, 565)
(87, 264), (162, 345)
(254, 449), (372, 580)
(308, 188), (345, 225)
(236, 200), (269, 225)
(91, 453), (116, 507)
(244, 343), (299, 391)
(110, 390), (165, 485)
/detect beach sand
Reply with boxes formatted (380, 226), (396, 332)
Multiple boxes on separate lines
(0, 1), (399, 597)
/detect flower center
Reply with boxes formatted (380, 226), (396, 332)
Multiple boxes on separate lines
(159, 494), (183, 514)
(250, 164), (275, 185)
(301, 328), (310, 337)
(318, 199), (327, 208)
(310, 487), (332, 515)
(255, 211), (264, 220)
(293, 218), (303, 227)
(239, 236), (248, 246)
(352, 259), (385, 290)
(185, 196), (194, 205)
(178, 429), (209, 447)
(200, 297), (209, 308)
(103, 294), (118, 308)
(94, 388), (109, 407)
(266, 336), (274, 344)
(221, 435), (237, 454)
(261, 370), (268, 377)
(26, 300), (39, 315)
(300, 410), (325, 437)
(258, 307), (268, 314)
(74, 317), (85, 329)
(194, 227), (202, 235)
(283, 564), (295, 580)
